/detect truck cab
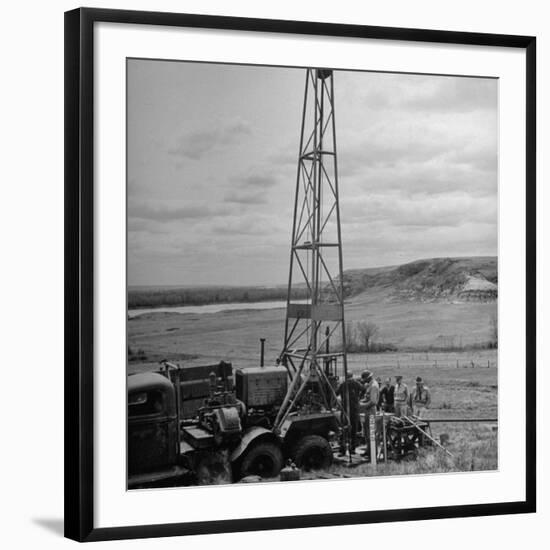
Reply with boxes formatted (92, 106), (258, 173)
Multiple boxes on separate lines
(127, 372), (188, 487)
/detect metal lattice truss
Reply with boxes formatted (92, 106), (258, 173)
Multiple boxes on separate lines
(275, 68), (349, 428)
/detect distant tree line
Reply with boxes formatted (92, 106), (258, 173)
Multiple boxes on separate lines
(341, 320), (398, 353)
(339, 318), (497, 354)
(128, 286), (309, 309)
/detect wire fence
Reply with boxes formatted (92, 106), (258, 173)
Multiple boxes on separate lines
(348, 350), (498, 373)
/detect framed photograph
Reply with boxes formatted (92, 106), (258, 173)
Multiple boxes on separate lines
(65, 7), (536, 542)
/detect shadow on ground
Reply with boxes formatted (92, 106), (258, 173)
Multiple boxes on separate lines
(33, 518), (64, 536)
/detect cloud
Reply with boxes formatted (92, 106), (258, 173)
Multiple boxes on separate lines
(268, 145), (298, 168)
(401, 77), (497, 113)
(391, 200), (496, 228)
(223, 167), (286, 204)
(339, 160), (497, 202)
(360, 74), (497, 114)
(129, 201), (220, 223)
(340, 136), (450, 171)
(168, 119), (252, 160)
(337, 117), (497, 199)
(128, 62), (498, 286)
(445, 144), (497, 172)
(238, 174), (279, 188)
(224, 189), (269, 205)
(230, 165), (290, 190)
(341, 193), (496, 230)
(339, 108), (496, 177)
(206, 213), (287, 238)
(127, 217), (169, 234)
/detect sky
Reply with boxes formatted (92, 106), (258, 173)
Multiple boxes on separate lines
(127, 60), (497, 287)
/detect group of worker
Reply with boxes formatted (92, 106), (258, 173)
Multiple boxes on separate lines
(373, 373), (432, 417)
(336, 369), (431, 455)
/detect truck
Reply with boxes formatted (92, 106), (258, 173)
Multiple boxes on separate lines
(128, 358), (341, 488)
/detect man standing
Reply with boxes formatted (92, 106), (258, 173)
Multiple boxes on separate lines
(362, 371), (380, 414)
(410, 376), (431, 418)
(379, 377), (395, 412)
(336, 372), (364, 454)
(393, 375), (409, 417)
(361, 371), (380, 458)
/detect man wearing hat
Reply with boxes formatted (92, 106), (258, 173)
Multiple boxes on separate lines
(410, 376), (431, 418)
(362, 371), (379, 414)
(393, 375), (409, 417)
(336, 372), (364, 454)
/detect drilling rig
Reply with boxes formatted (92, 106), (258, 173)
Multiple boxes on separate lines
(274, 67), (351, 443)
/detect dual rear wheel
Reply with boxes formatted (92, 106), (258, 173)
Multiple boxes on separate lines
(237, 435), (333, 479)
(291, 435), (333, 471)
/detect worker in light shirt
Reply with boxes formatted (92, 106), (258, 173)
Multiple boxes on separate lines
(410, 376), (431, 418)
(393, 375), (409, 417)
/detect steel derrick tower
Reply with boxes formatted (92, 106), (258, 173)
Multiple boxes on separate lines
(275, 68), (349, 427)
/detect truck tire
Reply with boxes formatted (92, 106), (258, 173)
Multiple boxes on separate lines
(291, 435), (333, 471)
(239, 441), (284, 479)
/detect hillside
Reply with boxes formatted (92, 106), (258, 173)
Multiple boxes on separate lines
(340, 257), (497, 303)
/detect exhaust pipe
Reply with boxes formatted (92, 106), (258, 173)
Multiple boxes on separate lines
(260, 338), (266, 367)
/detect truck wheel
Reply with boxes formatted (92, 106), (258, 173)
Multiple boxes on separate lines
(239, 442), (283, 479)
(291, 435), (333, 471)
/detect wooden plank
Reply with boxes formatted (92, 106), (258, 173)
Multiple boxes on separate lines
(286, 303), (343, 320)
(311, 304), (343, 321)
(287, 303), (311, 318)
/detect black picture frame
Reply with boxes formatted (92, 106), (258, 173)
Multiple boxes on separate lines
(65, 7), (536, 542)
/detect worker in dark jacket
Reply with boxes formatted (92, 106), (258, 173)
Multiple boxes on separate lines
(375, 377), (383, 410)
(379, 378), (395, 412)
(336, 372), (364, 454)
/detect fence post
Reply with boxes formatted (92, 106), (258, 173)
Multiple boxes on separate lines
(369, 415), (377, 466)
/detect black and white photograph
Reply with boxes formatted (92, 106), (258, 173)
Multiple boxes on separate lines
(0, 0), (543, 547)
(127, 59), (499, 488)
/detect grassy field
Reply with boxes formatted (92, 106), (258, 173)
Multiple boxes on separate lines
(345, 289), (496, 350)
(271, 418), (498, 482)
(128, 297), (498, 478)
(334, 353), (498, 477)
(127, 296), (497, 372)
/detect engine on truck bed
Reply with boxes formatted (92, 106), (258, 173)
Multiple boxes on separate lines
(235, 366), (288, 409)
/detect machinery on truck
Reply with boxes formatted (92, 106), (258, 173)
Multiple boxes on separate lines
(128, 357), (340, 488)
